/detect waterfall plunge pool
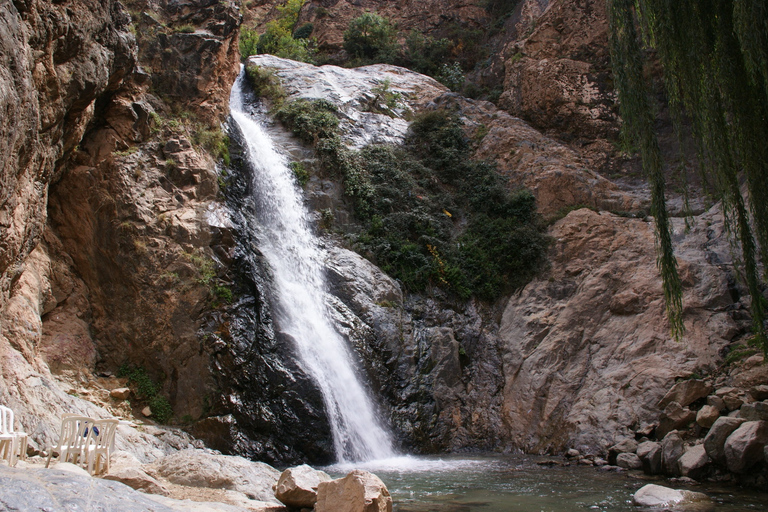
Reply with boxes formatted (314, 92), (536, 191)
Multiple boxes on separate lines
(325, 454), (768, 511)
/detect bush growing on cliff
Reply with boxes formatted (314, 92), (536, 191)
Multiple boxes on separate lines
(272, 96), (548, 299)
(343, 12), (398, 64)
(240, 0), (316, 62)
(117, 365), (173, 423)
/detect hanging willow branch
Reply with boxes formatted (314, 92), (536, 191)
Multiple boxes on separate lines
(607, 0), (768, 352)
(607, 0), (684, 340)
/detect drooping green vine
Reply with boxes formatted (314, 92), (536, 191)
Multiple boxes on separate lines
(607, 0), (684, 340)
(607, 0), (768, 351)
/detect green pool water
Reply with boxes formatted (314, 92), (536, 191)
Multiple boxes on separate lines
(327, 454), (768, 511)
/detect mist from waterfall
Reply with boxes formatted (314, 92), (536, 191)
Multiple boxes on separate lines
(228, 68), (395, 463)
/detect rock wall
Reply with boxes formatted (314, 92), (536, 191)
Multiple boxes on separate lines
(0, 0), (241, 450)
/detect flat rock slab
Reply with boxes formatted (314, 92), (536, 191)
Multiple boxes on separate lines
(633, 484), (712, 510)
(0, 465), (177, 512)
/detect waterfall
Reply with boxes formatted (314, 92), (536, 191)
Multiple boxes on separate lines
(229, 69), (395, 463)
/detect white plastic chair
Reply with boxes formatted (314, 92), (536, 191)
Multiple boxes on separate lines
(0, 406), (28, 467)
(84, 418), (119, 475)
(46, 415), (94, 468)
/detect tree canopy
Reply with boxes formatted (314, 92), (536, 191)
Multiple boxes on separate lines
(607, 0), (768, 351)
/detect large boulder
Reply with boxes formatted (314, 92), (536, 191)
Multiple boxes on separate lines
(658, 380), (713, 409)
(703, 417), (747, 464)
(632, 484), (711, 508)
(274, 464), (332, 508)
(658, 402), (697, 439)
(315, 470), (392, 512)
(608, 438), (638, 464)
(151, 450), (281, 502)
(739, 401), (768, 422)
(636, 441), (662, 475)
(678, 445), (711, 480)
(723, 421), (768, 473)
(661, 431), (685, 476)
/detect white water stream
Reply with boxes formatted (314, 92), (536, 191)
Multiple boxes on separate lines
(229, 69), (395, 463)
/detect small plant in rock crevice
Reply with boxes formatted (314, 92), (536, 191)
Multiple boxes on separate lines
(117, 364), (173, 424)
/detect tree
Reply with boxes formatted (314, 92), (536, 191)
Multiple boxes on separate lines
(343, 12), (398, 63)
(607, 0), (768, 351)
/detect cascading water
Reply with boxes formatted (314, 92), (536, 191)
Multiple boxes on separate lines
(229, 68), (395, 463)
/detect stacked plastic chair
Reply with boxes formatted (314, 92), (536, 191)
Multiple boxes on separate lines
(0, 405), (28, 467)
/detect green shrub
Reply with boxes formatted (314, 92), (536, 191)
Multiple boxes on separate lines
(343, 12), (398, 64)
(245, 64), (287, 104)
(149, 395), (173, 423)
(195, 127), (230, 165)
(274, 98), (340, 143)
(240, 26), (260, 59)
(403, 31), (454, 77)
(293, 23), (314, 40)
(289, 161), (310, 186)
(255, 0), (316, 63)
(436, 62), (465, 91)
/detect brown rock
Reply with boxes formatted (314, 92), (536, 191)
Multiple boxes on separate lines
(696, 405), (720, 428)
(661, 431), (685, 476)
(703, 417), (747, 464)
(739, 402), (768, 421)
(749, 385), (768, 401)
(315, 470), (392, 512)
(110, 388), (131, 400)
(636, 441), (662, 475)
(677, 445), (711, 480)
(658, 380), (713, 409)
(724, 421), (768, 473)
(723, 394), (744, 411)
(142, 406), (152, 417)
(616, 453), (642, 470)
(658, 402), (696, 439)
(707, 395), (726, 412)
(274, 465), (332, 508)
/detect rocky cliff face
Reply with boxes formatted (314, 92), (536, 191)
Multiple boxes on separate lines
(0, 0), (241, 449)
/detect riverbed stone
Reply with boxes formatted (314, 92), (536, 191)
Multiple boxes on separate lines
(315, 470), (392, 512)
(724, 420), (768, 473)
(696, 405), (720, 428)
(661, 431), (685, 476)
(632, 484), (710, 508)
(658, 402), (696, 438)
(616, 452), (642, 470)
(678, 445), (711, 480)
(274, 464), (332, 508)
(637, 441), (662, 474)
(703, 417), (746, 464)
(659, 380), (713, 408)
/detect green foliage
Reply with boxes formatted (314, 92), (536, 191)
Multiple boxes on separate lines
(240, 26), (260, 59)
(404, 31), (454, 77)
(149, 395), (173, 423)
(293, 23), (314, 40)
(194, 127), (230, 166)
(343, 12), (398, 64)
(240, 0), (315, 62)
(436, 62), (465, 91)
(365, 79), (406, 117)
(353, 110), (548, 299)
(289, 161), (310, 186)
(607, 0), (768, 350)
(245, 64), (287, 104)
(173, 24), (195, 34)
(274, 98), (340, 143)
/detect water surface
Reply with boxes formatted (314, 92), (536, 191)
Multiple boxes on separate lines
(327, 454), (768, 511)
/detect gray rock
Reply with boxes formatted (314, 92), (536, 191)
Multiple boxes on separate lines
(658, 402), (696, 438)
(274, 464), (332, 508)
(616, 452), (642, 469)
(715, 386), (736, 397)
(566, 448), (580, 458)
(661, 431), (685, 476)
(633, 484), (711, 509)
(696, 405), (720, 428)
(152, 449), (281, 502)
(678, 445), (711, 480)
(659, 380), (713, 409)
(0, 465), (177, 511)
(609, 438), (638, 455)
(316, 470), (392, 512)
(739, 401), (768, 421)
(637, 441), (662, 474)
(724, 420), (768, 473)
(707, 395), (726, 411)
(703, 417), (747, 463)
(749, 385), (768, 401)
